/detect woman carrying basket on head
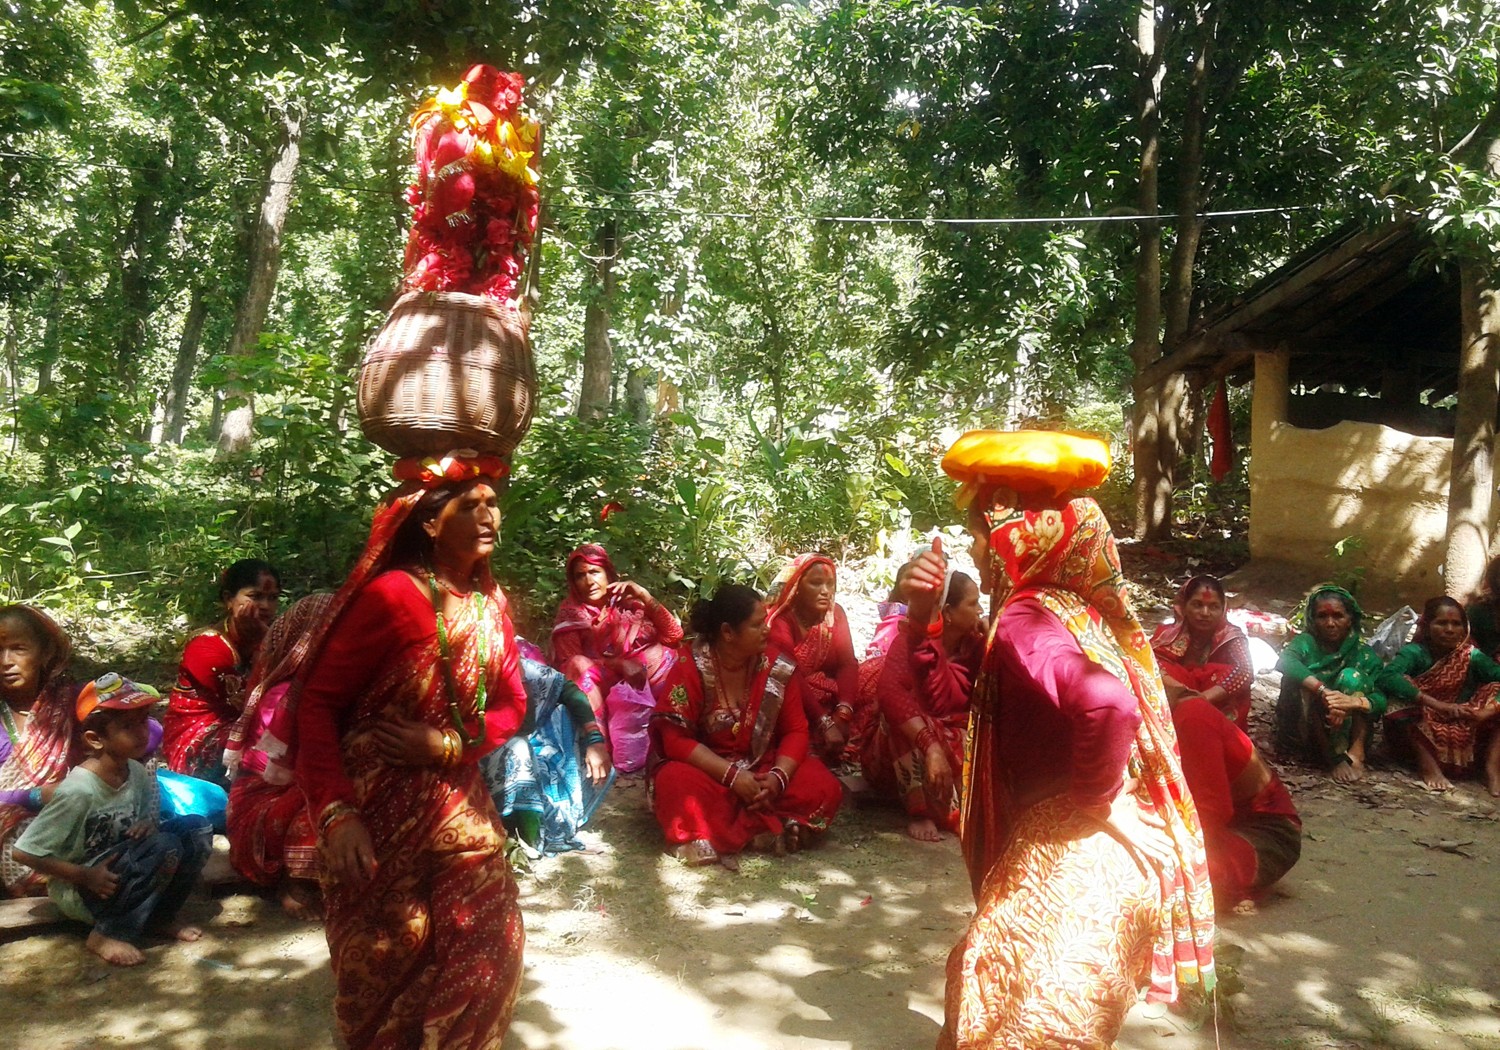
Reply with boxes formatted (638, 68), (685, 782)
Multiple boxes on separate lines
(278, 453), (530, 1049)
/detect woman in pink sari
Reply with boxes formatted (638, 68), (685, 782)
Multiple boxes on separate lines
(551, 544), (682, 717)
(0, 605), (78, 897)
(861, 571), (983, 841)
(1150, 574), (1254, 730)
(765, 554), (859, 762)
(224, 592), (334, 919)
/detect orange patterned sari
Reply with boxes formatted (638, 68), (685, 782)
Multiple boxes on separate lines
(941, 493), (1215, 1049)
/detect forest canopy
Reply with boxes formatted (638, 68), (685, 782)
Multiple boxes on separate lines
(2, 0), (1497, 649)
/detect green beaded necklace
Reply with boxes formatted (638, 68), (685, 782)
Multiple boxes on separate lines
(429, 574), (489, 748)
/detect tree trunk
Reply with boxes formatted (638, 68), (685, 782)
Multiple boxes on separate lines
(1445, 134), (1500, 599)
(1130, 0), (1167, 539)
(577, 219), (617, 420)
(35, 259), (68, 395)
(163, 287), (208, 445)
(114, 146), (169, 392)
(217, 106), (303, 453)
(3, 309), (18, 455)
(624, 366), (653, 425)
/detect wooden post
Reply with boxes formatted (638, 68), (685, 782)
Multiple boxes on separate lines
(1443, 260), (1500, 600)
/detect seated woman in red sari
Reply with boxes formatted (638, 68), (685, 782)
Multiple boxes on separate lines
(935, 430), (1215, 1050)
(861, 571), (983, 842)
(1150, 574), (1254, 730)
(651, 584), (843, 869)
(1172, 697), (1301, 910)
(281, 454), (529, 1049)
(0, 604), (80, 898)
(223, 592), (334, 919)
(1379, 595), (1500, 794)
(163, 558), (281, 785)
(765, 554), (859, 762)
(552, 544), (683, 715)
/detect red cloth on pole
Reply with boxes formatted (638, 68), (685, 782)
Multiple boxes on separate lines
(1208, 380), (1234, 482)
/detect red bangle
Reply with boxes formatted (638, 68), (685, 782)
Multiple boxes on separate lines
(768, 766), (790, 794)
(721, 762), (742, 788)
(916, 726), (939, 752)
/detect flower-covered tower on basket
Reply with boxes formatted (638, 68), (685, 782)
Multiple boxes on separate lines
(358, 64), (542, 462)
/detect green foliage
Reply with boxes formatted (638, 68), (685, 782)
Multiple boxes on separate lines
(1327, 535), (1368, 597)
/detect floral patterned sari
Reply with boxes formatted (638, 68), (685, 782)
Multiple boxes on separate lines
(941, 493), (1215, 1050)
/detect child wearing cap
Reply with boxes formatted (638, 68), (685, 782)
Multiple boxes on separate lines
(13, 673), (212, 966)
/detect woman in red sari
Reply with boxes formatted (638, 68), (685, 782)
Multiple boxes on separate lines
(0, 604), (78, 897)
(223, 592), (334, 919)
(164, 558), (281, 785)
(552, 544), (683, 714)
(651, 584), (843, 869)
(282, 454), (529, 1050)
(765, 554), (859, 762)
(1151, 574), (1255, 730)
(861, 571), (983, 841)
(934, 430), (1215, 1050)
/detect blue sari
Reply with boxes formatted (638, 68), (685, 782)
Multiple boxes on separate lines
(480, 658), (614, 855)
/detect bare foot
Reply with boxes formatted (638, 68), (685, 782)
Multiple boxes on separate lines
(279, 880), (322, 921)
(1331, 758), (1364, 783)
(784, 823), (803, 854)
(1486, 770), (1500, 797)
(87, 929), (144, 966)
(718, 852), (740, 873)
(166, 924), (203, 942)
(906, 818), (943, 842)
(674, 839), (719, 867)
(1421, 770), (1454, 792)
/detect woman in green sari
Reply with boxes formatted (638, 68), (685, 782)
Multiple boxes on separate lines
(1275, 585), (1386, 782)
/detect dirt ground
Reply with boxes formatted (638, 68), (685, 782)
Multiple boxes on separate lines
(4, 570), (1500, 1049)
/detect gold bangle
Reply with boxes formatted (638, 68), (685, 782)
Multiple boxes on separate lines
(318, 801), (356, 833)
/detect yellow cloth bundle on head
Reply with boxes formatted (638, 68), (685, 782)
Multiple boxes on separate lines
(941, 430), (1112, 504)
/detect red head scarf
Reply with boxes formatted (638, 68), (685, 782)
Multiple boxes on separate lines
(553, 544), (650, 657)
(764, 554), (837, 632)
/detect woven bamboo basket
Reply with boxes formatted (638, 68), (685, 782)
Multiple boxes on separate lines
(358, 291), (537, 458)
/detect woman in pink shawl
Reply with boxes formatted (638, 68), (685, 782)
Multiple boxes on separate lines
(1150, 574), (1254, 730)
(551, 545), (683, 717)
(765, 554), (860, 763)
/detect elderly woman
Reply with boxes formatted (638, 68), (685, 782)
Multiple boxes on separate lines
(933, 431), (1215, 1050)
(164, 558), (281, 785)
(552, 544), (683, 717)
(1151, 574), (1255, 730)
(0, 605), (79, 898)
(281, 455), (530, 1049)
(223, 593), (334, 919)
(860, 571), (983, 841)
(765, 554), (860, 762)
(1275, 585), (1386, 782)
(650, 584), (843, 869)
(1379, 596), (1500, 794)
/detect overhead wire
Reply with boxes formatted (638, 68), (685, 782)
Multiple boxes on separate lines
(0, 149), (1312, 228)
